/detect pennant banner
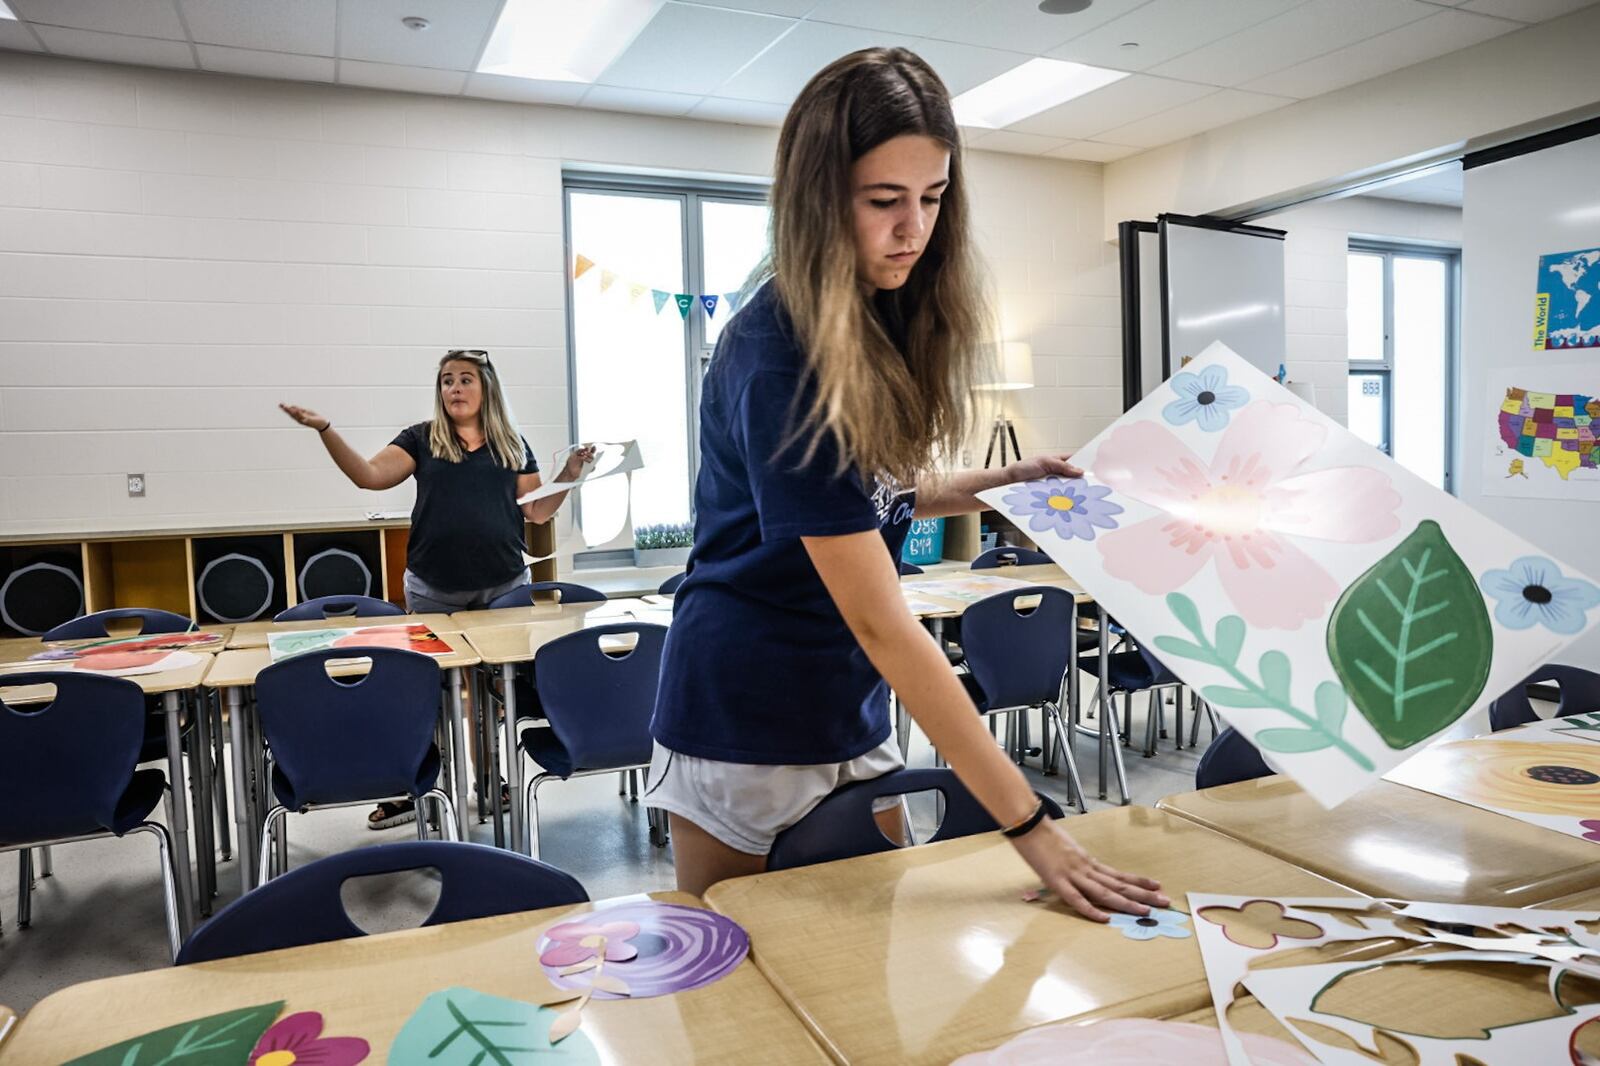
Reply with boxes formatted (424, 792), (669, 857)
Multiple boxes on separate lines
(628, 282), (648, 304)
(674, 294), (694, 319)
(700, 294), (719, 319)
(571, 253), (746, 323)
(652, 289), (671, 314)
(599, 269), (618, 293)
(573, 254), (594, 279)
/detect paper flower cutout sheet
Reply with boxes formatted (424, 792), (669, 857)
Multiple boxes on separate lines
(977, 343), (1600, 807)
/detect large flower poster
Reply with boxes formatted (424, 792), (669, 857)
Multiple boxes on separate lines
(978, 343), (1600, 807)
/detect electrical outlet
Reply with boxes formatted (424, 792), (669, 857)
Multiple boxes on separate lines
(127, 473), (145, 497)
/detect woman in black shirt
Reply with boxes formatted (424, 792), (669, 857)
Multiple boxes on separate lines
(282, 348), (590, 826)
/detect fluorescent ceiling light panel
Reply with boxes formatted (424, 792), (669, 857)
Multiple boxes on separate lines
(478, 0), (664, 83)
(952, 58), (1128, 129)
(0, 2), (16, 20)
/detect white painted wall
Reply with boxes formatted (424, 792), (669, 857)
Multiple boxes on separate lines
(1103, 4), (1600, 239)
(1255, 195), (1463, 428)
(0, 54), (1117, 536)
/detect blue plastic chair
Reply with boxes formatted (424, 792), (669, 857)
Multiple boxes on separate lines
(768, 768), (1066, 871)
(1489, 664), (1600, 731)
(1076, 629), (1186, 805)
(520, 623), (668, 859)
(274, 595), (404, 622)
(0, 671), (181, 958)
(958, 586), (1087, 810)
(1195, 727), (1273, 790)
(658, 572), (687, 594)
(898, 561), (925, 576)
(488, 581), (607, 609)
(42, 607), (195, 641)
(970, 547), (1051, 569)
(176, 841), (587, 964)
(254, 647), (458, 885)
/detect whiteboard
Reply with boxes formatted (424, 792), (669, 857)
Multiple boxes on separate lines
(1457, 127), (1600, 662)
(1160, 216), (1287, 380)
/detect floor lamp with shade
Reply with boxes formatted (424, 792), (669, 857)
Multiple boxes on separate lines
(975, 341), (1033, 468)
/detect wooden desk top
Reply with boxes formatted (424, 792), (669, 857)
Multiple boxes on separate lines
(703, 805), (1355, 1066)
(0, 629), (229, 664)
(226, 614), (460, 648)
(447, 597), (628, 631)
(203, 631), (479, 689)
(1, 892), (828, 1065)
(1156, 775), (1600, 907)
(0, 654), (212, 699)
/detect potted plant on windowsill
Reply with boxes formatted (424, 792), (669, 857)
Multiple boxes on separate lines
(633, 523), (693, 568)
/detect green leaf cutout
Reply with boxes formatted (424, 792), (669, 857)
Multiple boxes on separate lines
(1314, 681), (1347, 735)
(65, 1002), (284, 1066)
(1256, 727), (1336, 753)
(1213, 615), (1246, 668)
(388, 987), (599, 1066)
(1326, 520), (1492, 749)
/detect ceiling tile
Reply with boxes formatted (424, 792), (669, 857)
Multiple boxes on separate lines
(1007, 73), (1216, 140)
(1240, 9), (1517, 98)
(582, 84), (702, 117)
(713, 20), (917, 103)
(1048, 0), (1306, 72)
(338, 59), (468, 96)
(338, 0), (502, 71)
(179, 0), (337, 55)
(907, 38), (1031, 98)
(1150, 0), (1438, 87)
(969, 129), (1067, 155)
(598, 3), (794, 96)
(33, 25), (197, 69)
(926, 0), (1153, 55)
(804, 0), (973, 35)
(464, 73), (589, 106)
(676, 0), (816, 14)
(10, 0), (185, 39)
(1458, 0), (1597, 20)
(688, 95), (790, 126)
(195, 44), (336, 83)
(1092, 86), (1293, 146)
(1044, 140), (1142, 163)
(0, 22), (44, 52)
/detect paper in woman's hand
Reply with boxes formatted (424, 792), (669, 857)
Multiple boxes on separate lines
(517, 441), (643, 503)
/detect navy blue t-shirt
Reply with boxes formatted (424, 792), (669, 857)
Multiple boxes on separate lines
(651, 283), (916, 764)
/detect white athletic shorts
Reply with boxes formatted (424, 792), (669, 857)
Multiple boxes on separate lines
(642, 734), (905, 855)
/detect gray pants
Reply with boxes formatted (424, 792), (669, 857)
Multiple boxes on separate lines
(402, 568), (531, 613)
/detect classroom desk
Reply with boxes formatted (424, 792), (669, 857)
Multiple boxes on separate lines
(0, 1005), (13, 1054)
(225, 613), (459, 647)
(0, 891), (829, 1065)
(202, 633), (481, 886)
(0, 652), (214, 939)
(703, 805), (1358, 1066)
(1156, 775), (1600, 907)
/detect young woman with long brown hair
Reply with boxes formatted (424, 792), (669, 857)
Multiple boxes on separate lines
(646, 49), (1165, 920)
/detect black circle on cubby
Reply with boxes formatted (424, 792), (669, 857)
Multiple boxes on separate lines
(196, 552), (274, 623)
(0, 562), (84, 636)
(297, 548), (373, 601)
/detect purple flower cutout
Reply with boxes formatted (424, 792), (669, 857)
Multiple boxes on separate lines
(1479, 556), (1600, 635)
(1581, 819), (1600, 843)
(249, 1011), (368, 1066)
(1162, 363), (1250, 432)
(1003, 477), (1123, 542)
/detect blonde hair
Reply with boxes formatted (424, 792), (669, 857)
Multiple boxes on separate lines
(429, 350), (525, 469)
(756, 47), (991, 485)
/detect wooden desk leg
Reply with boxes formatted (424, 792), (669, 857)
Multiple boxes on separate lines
(225, 687), (256, 889)
(189, 691), (217, 915)
(161, 692), (195, 938)
(447, 667), (470, 841)
(502, 664), (527, 854)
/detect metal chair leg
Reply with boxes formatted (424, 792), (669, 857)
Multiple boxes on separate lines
(257, 805), (287, 888)
(1044, 702), (1086, 811)
(1189, 690), (1203, 747)
(1107, 692), (1132, 805)
(38, 845), (52, 878)
(131, 822), (183, 961)
(1143, 690), (1159, 758)
(618, 773), (627, 796)
(421, 789), (460, 842)
(16, 848), (32, 928)
(629, 769), (639, 801)
(524, 772), (552, 859)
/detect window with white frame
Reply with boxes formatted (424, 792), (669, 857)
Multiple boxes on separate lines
(563, 176), (769, 550)
(1345, 241), (1460, 491)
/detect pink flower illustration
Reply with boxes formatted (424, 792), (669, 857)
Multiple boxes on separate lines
(1095, 403), (1402, 630)
(248, 1011), (368, 1066)
(537, 919), (641, 967)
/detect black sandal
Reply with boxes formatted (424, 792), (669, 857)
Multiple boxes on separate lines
(367, 799), (416, 830)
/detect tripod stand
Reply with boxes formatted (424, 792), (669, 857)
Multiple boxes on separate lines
(983, 414), (1022, 468)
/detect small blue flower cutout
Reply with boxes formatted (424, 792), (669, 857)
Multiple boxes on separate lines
(1162, 364), (1250, 432)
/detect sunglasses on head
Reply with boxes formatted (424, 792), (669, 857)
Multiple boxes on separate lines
(445, 349), (493, 370)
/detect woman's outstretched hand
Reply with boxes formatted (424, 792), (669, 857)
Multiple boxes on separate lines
(279, 403), (329, 432)
(558, 443), (597, 482)
(1009, 817), (1167, 922)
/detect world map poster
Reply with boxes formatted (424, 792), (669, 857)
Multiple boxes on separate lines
(1482, 363), (1600, 501)
(1532, 246), (1600, 350)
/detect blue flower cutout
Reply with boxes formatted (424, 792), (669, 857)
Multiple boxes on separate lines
(1162, 364), (1250, 432)
(1002, 477), (1123, 542)
(1109, 907), (1192, 942)
(1480, 556), (1600, 635)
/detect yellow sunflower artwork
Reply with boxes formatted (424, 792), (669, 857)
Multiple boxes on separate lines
(1404, 738), (1600, 819)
